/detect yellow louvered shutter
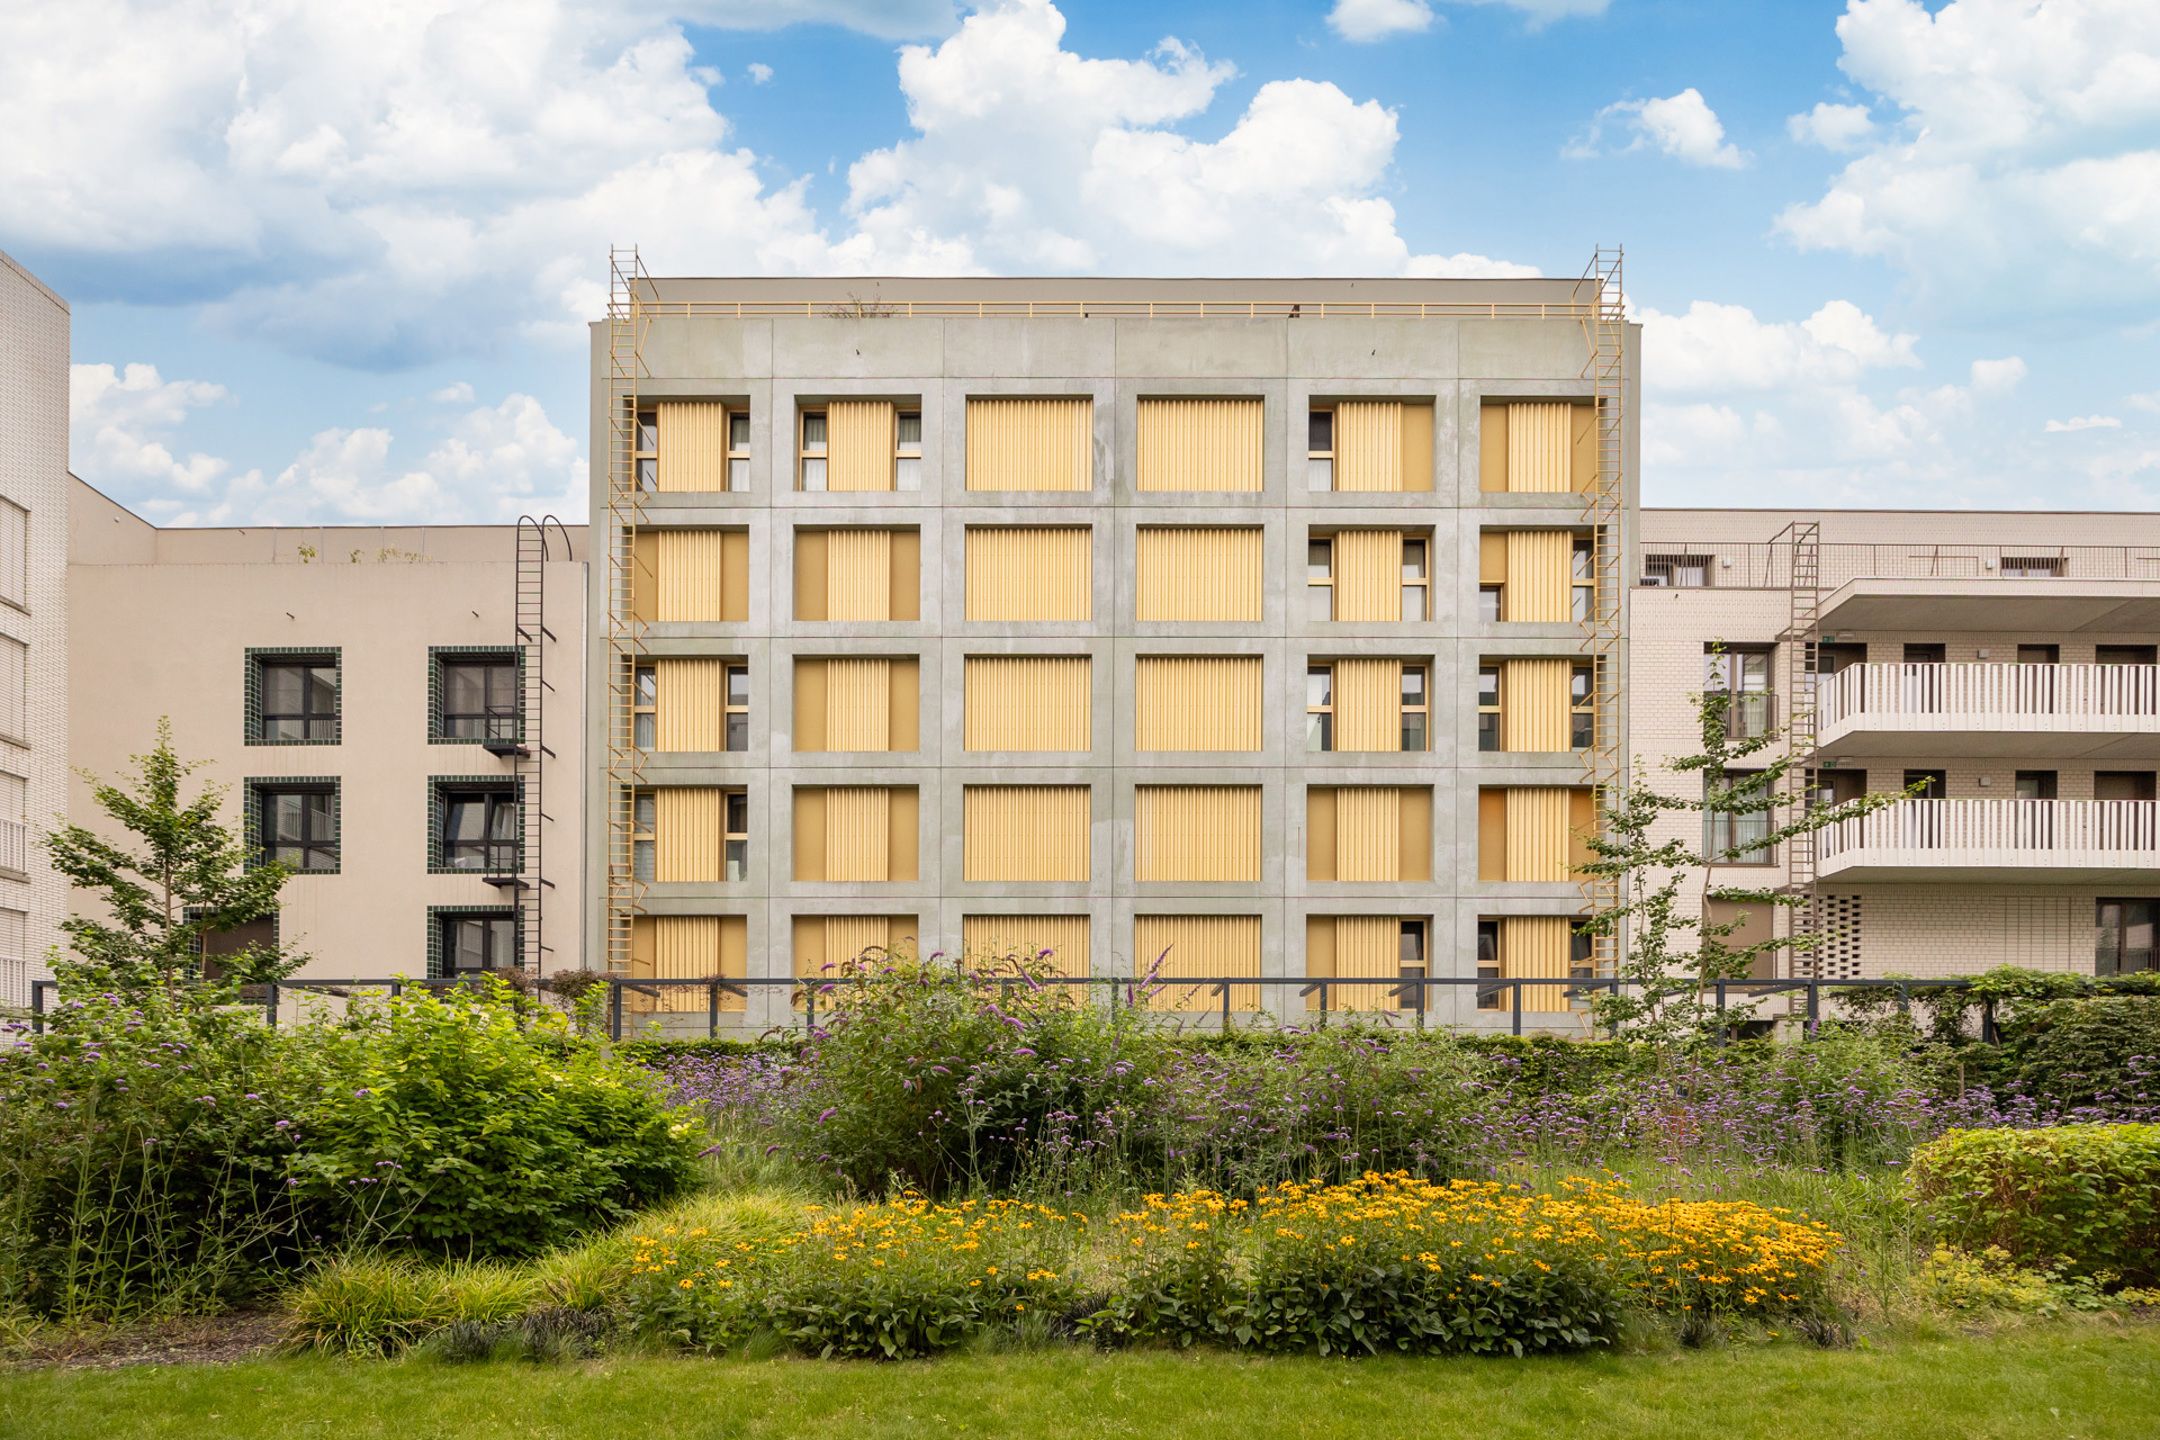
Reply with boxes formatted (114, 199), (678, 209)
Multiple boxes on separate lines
(1505, 402), (1573, 493)
(1136, 399), (1264, 492)
(1134, 786), (1261, 883)
(654, 659), (725, 752)
(966, 398), (1092, 492)
(825, 787), (891, 882)
(1502, 787), (1572, 882)
(1335, 787), (1403, 882)
(1135, 527), (1263, 621)
(655, 402), (730, 492)
(654, 787), (722, 883)
(1333, 530), (1403, 623)
(630, 916), (748, 1012)
(1134, 656), (1262, 752)
(648, 531), (725, 622)
(1333, 402), (1402, 492)
(963, 656), (1090, 752)
(1333, 659), (1401, 753)
(794, 914), (910, 984)
(1133, 914), (1260, 1011)
(1500, 915), (1575, 1012)
(1499, 658), (1572, 752)
(1330, 915), (1402, 1011)
(962, 914), (1090, 976)
(826, 529), (894, 621)
(823, 659), (895, 752)
(963, 786), (1090, 882)
(826, 401), (895, 492)
(965, 527), (1091, 621)
(1503, 531), (1571, 622)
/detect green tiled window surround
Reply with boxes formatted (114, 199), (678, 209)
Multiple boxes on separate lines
(428, 645), (524, 745)
(426, 905), (521, 978)
(244, 647), (341, 745)
(427, 775), (523, 875)
(244, 776), (341, 874)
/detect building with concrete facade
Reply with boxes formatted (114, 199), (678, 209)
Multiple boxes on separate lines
(0, 251), (72, 1008)
(67, 478), (588, 986)
(586, 271), (1636, 1029)
(1634, 508), (2160, 984)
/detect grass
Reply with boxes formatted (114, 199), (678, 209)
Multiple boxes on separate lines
(4, 1328), (2159, 1439)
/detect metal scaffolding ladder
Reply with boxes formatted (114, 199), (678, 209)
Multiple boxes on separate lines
(1575, 246), (1628, 976)
(509, 515), (568, 974)
(1777, 520), (1825, 982)
(602, 247), (652, 976)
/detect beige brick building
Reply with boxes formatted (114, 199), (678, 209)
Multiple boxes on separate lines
(1634, 509), (2160, 983)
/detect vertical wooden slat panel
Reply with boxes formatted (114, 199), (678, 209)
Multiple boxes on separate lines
(1333, 401), (1403, 492)
(1334, 529), (1403, 623)
(1478, 787), (1506, 882)
(1134, 656), (1262, 752)
(1133, 914), (1260, 1011)
(655, 659), (725, 752)
(826, 529), (894, 621)
(1134, 786), (1261, 883)
(795, 915), (906, 984)
(1400, 402), (1433, 493)
(633, 915), (749, 1013)
(1136, 399), (1263, 492)
(888, 788), (919, 883)
(655, 787), (722, 883)
(1501, 915), (1574, 1012)
(721, 530), (749, 620)
(1306, 786), (1338, 883)
(823, 659), (894, 752)
(962, 914), (1090, 976)
(1503, 787), (1571, 882)
(1331, 915), (1399, 1011)
(965, 527), (1091, 621)
(1136, 527), (1263, 621)
(656, 402), (728, 492)
(824, 786), (891, 882)
(1500, 658), (1572, 752)
(653, 530), (736, 622)
(1479, 531), (1506, 585)
(1401, 787), (1432, 882)
(966, 398), (1092, 492)
(963, 656), (1091, 752)
(1478, 402), (1508, 493)
(1505, 402), (1573, 493)
(1335, 787), (1403, 882)
(963, 785), (1090, 882)
(1571, 403), (1598, 494)
(1503, 530), (1571, 622)
(827, 401), (895, 492)
(1333, 659), (1401, 752)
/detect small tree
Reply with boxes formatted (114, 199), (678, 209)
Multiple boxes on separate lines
(1578, 652), (1913, 1043)
(46, 719), (304, 993)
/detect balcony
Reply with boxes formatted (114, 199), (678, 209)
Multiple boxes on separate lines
(1818, 663), (2160, 760)
(1817, 799), (2160, 883)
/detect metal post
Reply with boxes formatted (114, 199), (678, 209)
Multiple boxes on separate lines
(707, 981), (720, 1039)
(805, 984), (816, 1036)
(1414, 978), (1426, 1032)
(30, 979), (44, 1035)
(1511, 981), (1523, 1038)
(608, 979), (623, 1043)
(1804, 979), (1820, 1039)
(1715, 981), (1727, 1046)
(1220, 980), (1230, 1033)
(1317, 981), (1329, 1028)
(264, 982), (279, 1029)
(1981, 996), (1997, 1045)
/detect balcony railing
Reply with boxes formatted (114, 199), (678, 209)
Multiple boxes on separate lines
(1638, 543), (2160, 590)
(1818, 799), (2160, 874)
(1821, 663), (2160, 731)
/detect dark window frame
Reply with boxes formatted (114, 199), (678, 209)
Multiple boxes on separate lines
(429, 776), (522, 874)
(429, 906), (521, 977)
(430, 646), (522, 744)
(245, 778), (340, 873)
(245, 648), (341, 746)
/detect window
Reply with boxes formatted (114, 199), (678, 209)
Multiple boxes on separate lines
(1642, 553), (1711, 588)
(1571, 662), (1596, 749)
(1304, 660), (1426, 753)
(1480, 660), (1588, 753)
(724, 790), (750, 881)
(2097, 645), (2158, 666)
(2096, 899), (2158, 976)
(1476, 665), (1500, 752)
(253, 783), (338, 872)
(1307, 407), (1334, 492)
(633, 788), (747, 882)
(1816, 642), (1867, 675)
(635, 408), (659, 493)
(1136, 399), (1263, 492)
(1307, 665), (1334, 752)
(0, 637), (21, 743)
(724, 664), (750, 751)
(2001, 555), (2065, 577)
(1476, 917), (1593, 1012)
(633, 664), (657, 749)
(1400, 664), (1429, 751)
(1402, 537), (1430, 621)
(251, 652), (338, 743)
(1478, 585), (1503, 623)
(438, 912), (517, 975)
(1705, 646), (1774, 739)
(632, 790), (656, 882)
(1812, 768), (1865, 809)
(2096, 771), (2157, 802)
(1137, 527), (1263, 622)
(1571, 537), (1596, 621)
(1305, 532), (1427, 623)
(1703, 770), (1772, 862)
(438, 783), (518, 873)
(896, 409), (923, 491)
(2016, 644), (2060, 665)
(0, 498), (24, 609)
(1307, 538), (1335, 622)
(437, 653), (517, 742)
(798, 403), (918, 492)
(727, 411), (751, 491)
(638, 660), (751, 751)
(1396, 920), (1427, 1012)
(2015, 770), (2058, 800)
(194, 913), (274, 980)
(799, 409), (829, 491)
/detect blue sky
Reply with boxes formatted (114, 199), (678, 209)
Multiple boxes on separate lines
(4, 0), (2156, 525)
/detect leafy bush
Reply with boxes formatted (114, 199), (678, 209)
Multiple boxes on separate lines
(285, 1254), (542, 1356)
(1908, 1124), (2160, 1285)
(291, 981), (705, 1256)
(0, 992), (313, 1320)
(2002, 998), (2160, 1117)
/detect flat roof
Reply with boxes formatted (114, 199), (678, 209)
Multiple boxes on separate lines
(638, 273), (1593, 310)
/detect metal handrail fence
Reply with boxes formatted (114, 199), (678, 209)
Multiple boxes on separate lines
(24, 974), (1996, 1044)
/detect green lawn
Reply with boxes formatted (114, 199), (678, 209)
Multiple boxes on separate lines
(5, 1328), (2159, 1440)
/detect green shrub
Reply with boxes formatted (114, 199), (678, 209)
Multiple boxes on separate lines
(285, 1254), (542, 1355)
(1908, 1124), (2160, 1285)
(291, 981), (705, 1257)
(2003, 997), (2160, 1114)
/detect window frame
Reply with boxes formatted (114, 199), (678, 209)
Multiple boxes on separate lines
(1306, 405), (1335, 492)
(433, 650), (520, 744)
(1571, 662), (1596, 750)
(724, 788), (751, 882)
(1401, 536), (1430, 622)
(797, 407), (831, 491)
(632, 662), (658, 749)
(724, 663), (751, 752)
(726, 409), (751, 492)
(2096, 897), (2158, 976)
(634, 406), (659, 493)
(1476, 664), (1501, 752)
(435, 909), (519, 976)
(895, 408), (923, 492)
(1306, 537), (1334, 622)
(249, 780), (339, 874)
(631, 789), (657, 882)
(1703, 769), (1775, 863)
(1394, 917), (1427, 1013)
(1571, 537), (1597, 621)
(248, 650), (341, 746)
(1399, 662), (1429, 752)
(1642, 553), (1712, 588)
(2001, 555), (2065, 578)
(1305, 664), (1334, 753)
(432, 779), (521, 875)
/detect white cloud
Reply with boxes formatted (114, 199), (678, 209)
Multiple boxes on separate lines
(1449, 0), (1607, 21)
(2128, 391), (2160, 414)
(1786, 101), (1875, 151)
(1570, 88), (1749, 169)
(2045, 414), (2122, 433)
(746, 61), (774, 83)
(1641, 299), (1919, 393)
(1777, 0), (2160, 318)
(1969, 355), (2027, 391)
(69, 363), (234, 495)
(1328, 0), (1434, 43)
(430, 381), (475, 403)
